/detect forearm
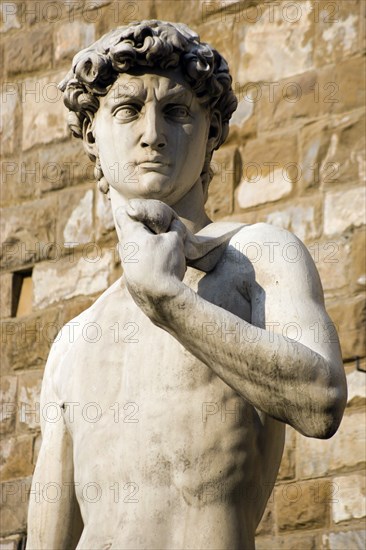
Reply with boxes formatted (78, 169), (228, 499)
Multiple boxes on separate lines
(145, 282), (345, 438)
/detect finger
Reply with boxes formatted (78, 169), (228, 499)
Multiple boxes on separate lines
(114, 206), (152, 236)
(169, 218), (187, 242)
(127, 199), (177, 234)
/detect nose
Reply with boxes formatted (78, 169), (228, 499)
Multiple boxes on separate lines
(140, 104), (166, 150)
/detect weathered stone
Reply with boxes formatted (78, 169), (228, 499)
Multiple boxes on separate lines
(0, 476), (31, 537)
(314, 1), (361, 66)
(256, 532), (318, 550)
(299, 112), (365, 190)
(0, 307), (62, 373)
(95, 0), (155, 36)
(277, 426), (296, 481)
(322, 529), (366, 550)
(32, 250), (114, 309)
(350, 229), (366, 290)
(297, 411), (366, 478)
(22, 73), (69, 151)
(332, 474), (366, 524)
(324, 187), (366, 236)
(326, 294), (366, 360)
(346, 367), (366, 408)
(96, 190), (115, 239)
(0, 534), (25, 550)
(266, 202), (321, 242)
(0, 2), (21, 33)
(275, 479), (329, 531)
(206, 146), (241, 219)
(59, 188), (94, 245)
(17, 370), (43, 432)
(234, 1), (314, 84)
(0, 196), (57, 269)
(4, 26), (52, 75)
(0, 273), (12, 318)
(328, 56), (366, 115)
(257, 70), (321, 134)
(235, 133), (298, 210)
(0, 376), (17, 435)
(54, 20), (95, 61)
(39, 139), (94, 193)
(0, 435), (33, 481)
(0, 88), (19, 156)
(312, 237), (349, 292)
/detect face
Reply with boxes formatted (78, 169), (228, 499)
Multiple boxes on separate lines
(91, 69), (211, 206)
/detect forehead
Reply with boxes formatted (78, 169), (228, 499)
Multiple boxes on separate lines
(105, 68), (194, 103)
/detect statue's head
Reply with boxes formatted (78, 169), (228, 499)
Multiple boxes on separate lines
(59, 20), (237, 202)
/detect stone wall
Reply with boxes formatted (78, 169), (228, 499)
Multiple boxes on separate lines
(0, 1), (365, 548)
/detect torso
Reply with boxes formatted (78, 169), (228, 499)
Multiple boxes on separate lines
(54, 230), (285, 550)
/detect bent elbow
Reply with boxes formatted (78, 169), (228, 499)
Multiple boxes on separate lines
(308, 382), (347, 440)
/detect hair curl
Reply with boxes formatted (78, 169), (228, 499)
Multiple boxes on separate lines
(59, 20), (238, 194)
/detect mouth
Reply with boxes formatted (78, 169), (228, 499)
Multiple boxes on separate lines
(137, 159), (170, 170)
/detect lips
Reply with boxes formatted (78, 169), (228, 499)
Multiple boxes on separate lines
(137, 158), (170, 169)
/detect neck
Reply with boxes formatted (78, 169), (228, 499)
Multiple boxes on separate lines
(109, 179), (212, 241)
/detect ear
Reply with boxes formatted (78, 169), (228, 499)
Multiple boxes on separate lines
(82, 117), (98, 161)
(207, 110), (222, 153)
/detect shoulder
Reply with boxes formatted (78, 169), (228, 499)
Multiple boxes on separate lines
(230, 223), (323, 301)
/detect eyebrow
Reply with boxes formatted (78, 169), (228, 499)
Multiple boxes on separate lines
(105, 83), (193, 107)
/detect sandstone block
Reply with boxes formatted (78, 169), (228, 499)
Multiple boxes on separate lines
(0, 435), (33, 481)
(350, 229), (366, 290)
(96, 0), (155, 36)
(329, 57), (366, 115)
(0, 534), (25, 550)
(0, 273), (12, 318)
(0, 477), (31, 537)
(0, 2), (21, 33)
(314, 1), (361, 67)
(32, 249), (115, 309)
(0, 88), (19, 156)
(4, 26), (52, 75)
(297, 411), (366, 478)
(17, 370), (43, 432)
(322, 529), (366, 550)
(22, 73), (69, 151)
(324, 187), (366, 236)
(0, 307), (62, 373)
(256, 532), (317, 550)
(58, 188), (94, 245)
(266, 202), (321, 242)
(332, 474), (366, 524)
(233, 1), (314, 85)
(313, 237), (349, 292)
(206, 146), (240, 219)
(255, 498), (274, 536)
(54, 19), (95, 61)
(96, 190), (115, 240)
(346, 367), (366, 408)
(235, 133), (298, 210)
(326, 294), (366, 360)
(275, 479), (329, 531)
(0, 196), (57, 269)
(0, 376), (17, 435)
(277, 426), (296, 481)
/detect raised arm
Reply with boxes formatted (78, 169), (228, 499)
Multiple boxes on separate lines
(117, 204), (347, 440)
(26, 337), (83, 549)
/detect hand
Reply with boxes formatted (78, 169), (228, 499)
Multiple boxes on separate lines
(115, 199), (187, 314)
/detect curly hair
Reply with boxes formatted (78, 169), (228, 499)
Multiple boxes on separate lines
(59, 20), (238, 194)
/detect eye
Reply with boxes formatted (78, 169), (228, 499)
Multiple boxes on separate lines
(165, 104), (191, 120)
(113, 104), (140, 122)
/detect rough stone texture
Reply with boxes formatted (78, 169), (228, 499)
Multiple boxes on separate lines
(0, 376), (17, 435)
(32, 250), (114, 309)
(17, 371), (43, 432)
(322, 529), (366, 550)
(346, 369), (366, 408)
(297, 412), (366, 479)
(275, 479), (329, 531)
(0, 197), (57, 269)
(0, 435), (33, 481)
(59, 188), (94, 245)
(0, 273), (12, 318)
(332, 474), (366, 524)
(22, 73), (69, 152)
(0, 0), (364, 546)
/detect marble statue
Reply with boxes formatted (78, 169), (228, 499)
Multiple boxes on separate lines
(26, 21), (347, 550)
